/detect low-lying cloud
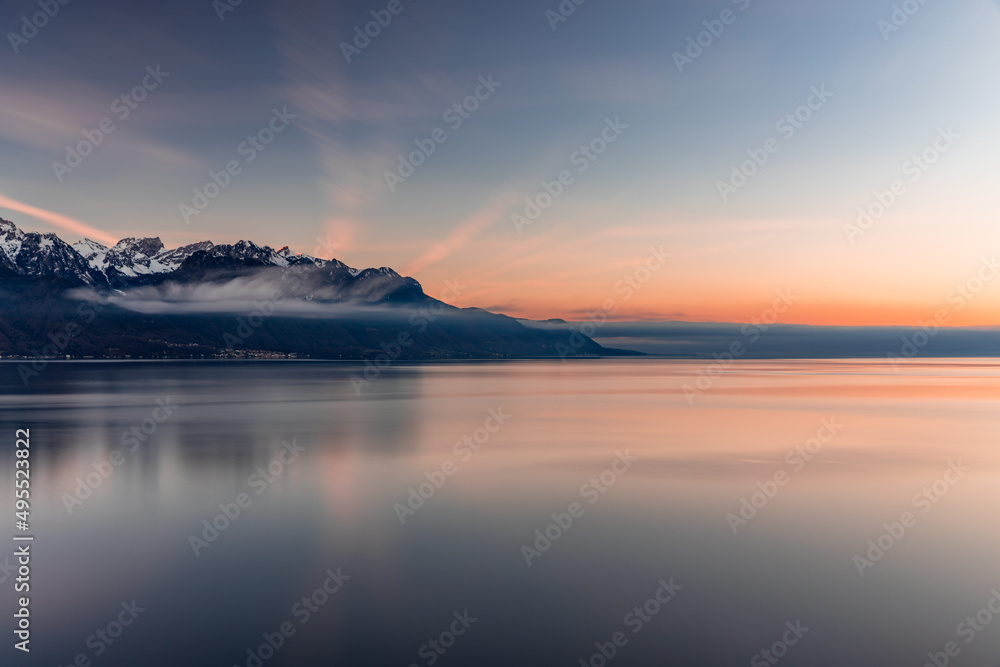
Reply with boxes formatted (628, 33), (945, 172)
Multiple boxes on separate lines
(66, 272), (420, 318)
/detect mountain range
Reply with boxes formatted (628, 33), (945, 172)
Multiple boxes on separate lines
(0, 218), (632, 361)
(0, 217), (415, 296)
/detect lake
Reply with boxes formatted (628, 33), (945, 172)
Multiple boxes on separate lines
(1, 359), (999, 666)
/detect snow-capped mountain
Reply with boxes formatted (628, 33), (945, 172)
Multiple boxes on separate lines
(1, 218), (102, 285)
(71, 238), (110, 271)
(72, 237), (180, 280)
(0, 217), (428, 305)
(0, 217), (629, 360)
(153, 240), (215, 269)
(0, 217), (382, 290)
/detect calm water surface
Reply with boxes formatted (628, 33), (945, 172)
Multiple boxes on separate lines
(1, 359), (999, 666)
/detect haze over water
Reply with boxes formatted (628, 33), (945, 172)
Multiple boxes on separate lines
(1, 359), (999, 666)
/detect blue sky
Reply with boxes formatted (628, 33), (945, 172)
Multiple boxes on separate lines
(2, 0), (999, 323)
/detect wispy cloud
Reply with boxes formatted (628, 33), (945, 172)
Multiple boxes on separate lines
(0, 193), (118, 245)
(403, 191), (522, 274)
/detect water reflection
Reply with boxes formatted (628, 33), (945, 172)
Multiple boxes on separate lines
(0, 359), (998, 666)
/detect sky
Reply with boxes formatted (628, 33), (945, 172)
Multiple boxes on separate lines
(1, 0), (999, 325)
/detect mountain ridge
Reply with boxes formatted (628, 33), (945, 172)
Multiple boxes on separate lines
(0, 217), (371, 287)
(0, 217), (638, 361)
(0, 217), (422, 301)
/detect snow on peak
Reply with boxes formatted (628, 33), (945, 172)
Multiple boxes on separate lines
(155, 241), (214, 269)
(114, 236), (165, 256)
(0, 219), (24, 262)
(0, 218), (388, 288)
(72, 239), (110, 272)
(0, 218), (23, 238)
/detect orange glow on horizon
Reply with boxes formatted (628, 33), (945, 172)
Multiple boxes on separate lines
(437, 288), (1000, 328)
